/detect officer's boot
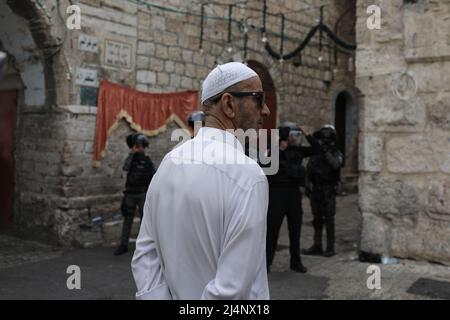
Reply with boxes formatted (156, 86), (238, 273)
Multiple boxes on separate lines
(302, 229), (323, 256)
(114, 244), (128, 256)
(290, 258), (308, 273)
(323, 218), (335, 257)
(114, 215), (133, 256)
(323, 241), (335, 257)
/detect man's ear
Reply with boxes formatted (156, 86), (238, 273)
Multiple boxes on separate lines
(221, 93), (236, 119)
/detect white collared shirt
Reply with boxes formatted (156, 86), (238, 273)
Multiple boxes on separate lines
(131, 127), (270, 300)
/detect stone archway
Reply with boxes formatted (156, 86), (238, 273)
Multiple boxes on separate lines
(0, 1), (59, 107)
(332, 88), (359, 174)
(0, 0), (61, 234)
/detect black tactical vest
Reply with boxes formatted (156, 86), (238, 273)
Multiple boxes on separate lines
(125, 153), (155, 194)
(307, 149), (340, 186)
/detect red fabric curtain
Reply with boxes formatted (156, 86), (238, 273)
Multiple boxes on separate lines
(93, 80), (199, 166)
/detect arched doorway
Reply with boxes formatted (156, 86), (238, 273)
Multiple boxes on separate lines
(0, 0), (58, 232)
(0, 53), (20, 229)
(246, 60), (277, 130)
(334, 90), (358, 174)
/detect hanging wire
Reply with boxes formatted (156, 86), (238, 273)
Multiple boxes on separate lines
(279, 13), (285, 63)
(227, 5), (234, 46)
(119, 0), (356, 61)
(319, 5), (324, 52)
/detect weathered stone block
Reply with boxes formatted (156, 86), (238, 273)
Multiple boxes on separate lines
(413, 62), (450, 94)
(170, 74), (181, 88)
(359, 212), (390, 255)
(182, 50), (193, 63)
(165, 60), (175, 73)
(151, 15), (166, 30)
(136, 55), (150, 69)
(359, 134), (383, 172)
(386, 135), (438, 173)
(136, 70), (156, 84)
(175, 62), (185, 75)
(363, 96), (426, 132)
(193, 52), (205, 66)
(149, 58), (165, 72)
(155, 45), (168, 59)
(168, 47), (182, 61)
(425, 178), (450, 222)
(164, 32), (178, 46)
(429, 129), (450, 174)
(157, 73), (170, 86)
(181, 77), (193, 89)
(137, 41), (155, 56)
(425, 92), (450, 130)
(359, 174), (420, 216)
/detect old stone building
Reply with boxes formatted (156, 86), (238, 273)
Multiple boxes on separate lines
(356, 0), (450, 265)
(0, 0), (448, 264)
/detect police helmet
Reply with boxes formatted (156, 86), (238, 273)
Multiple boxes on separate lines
(187, 111), (205, 129)
(278, 122), (300, 141)
(134, 133), (149, 148)
(319, 125), (337, 142)
(126, 133), (149, 148)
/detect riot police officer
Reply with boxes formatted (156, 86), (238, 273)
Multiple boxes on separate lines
(114, 133), (156, 256)
(303, 125), (343, 258)
(266, 122), (321, 273)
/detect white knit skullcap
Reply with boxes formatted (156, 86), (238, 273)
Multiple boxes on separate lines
(201, 62), (258, 104)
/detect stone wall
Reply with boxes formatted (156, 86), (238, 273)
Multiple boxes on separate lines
(55, 0), (357, 246)
(3, 0), (357, 246)
(356, 0), (450, 264)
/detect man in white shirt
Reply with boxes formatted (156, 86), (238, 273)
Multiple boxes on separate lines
(131, 62), (271, 299)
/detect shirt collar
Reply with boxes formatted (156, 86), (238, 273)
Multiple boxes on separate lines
(196, 127), (245, 153)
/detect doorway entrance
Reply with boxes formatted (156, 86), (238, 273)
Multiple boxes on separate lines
(0, 89), (17, 229)
(334, 90), (358, 174)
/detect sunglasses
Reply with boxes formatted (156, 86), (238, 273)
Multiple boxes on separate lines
(213, 91), (266, 109)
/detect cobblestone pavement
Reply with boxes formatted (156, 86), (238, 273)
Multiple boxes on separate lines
(1, 194), (450, 299)
(269, 194), (450, 300)
(0, 234), (64, 269)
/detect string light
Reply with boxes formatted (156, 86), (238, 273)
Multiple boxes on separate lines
(190, 0), (356, 64)
(226, 4), (234, 54)
(261, 0), (268, 43)
(261, 32), (268, 43)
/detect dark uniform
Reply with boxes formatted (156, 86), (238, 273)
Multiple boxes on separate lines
(266, 124), (320, 273)
(303, 126), (343, 257)
(115, 134), (156, 256)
